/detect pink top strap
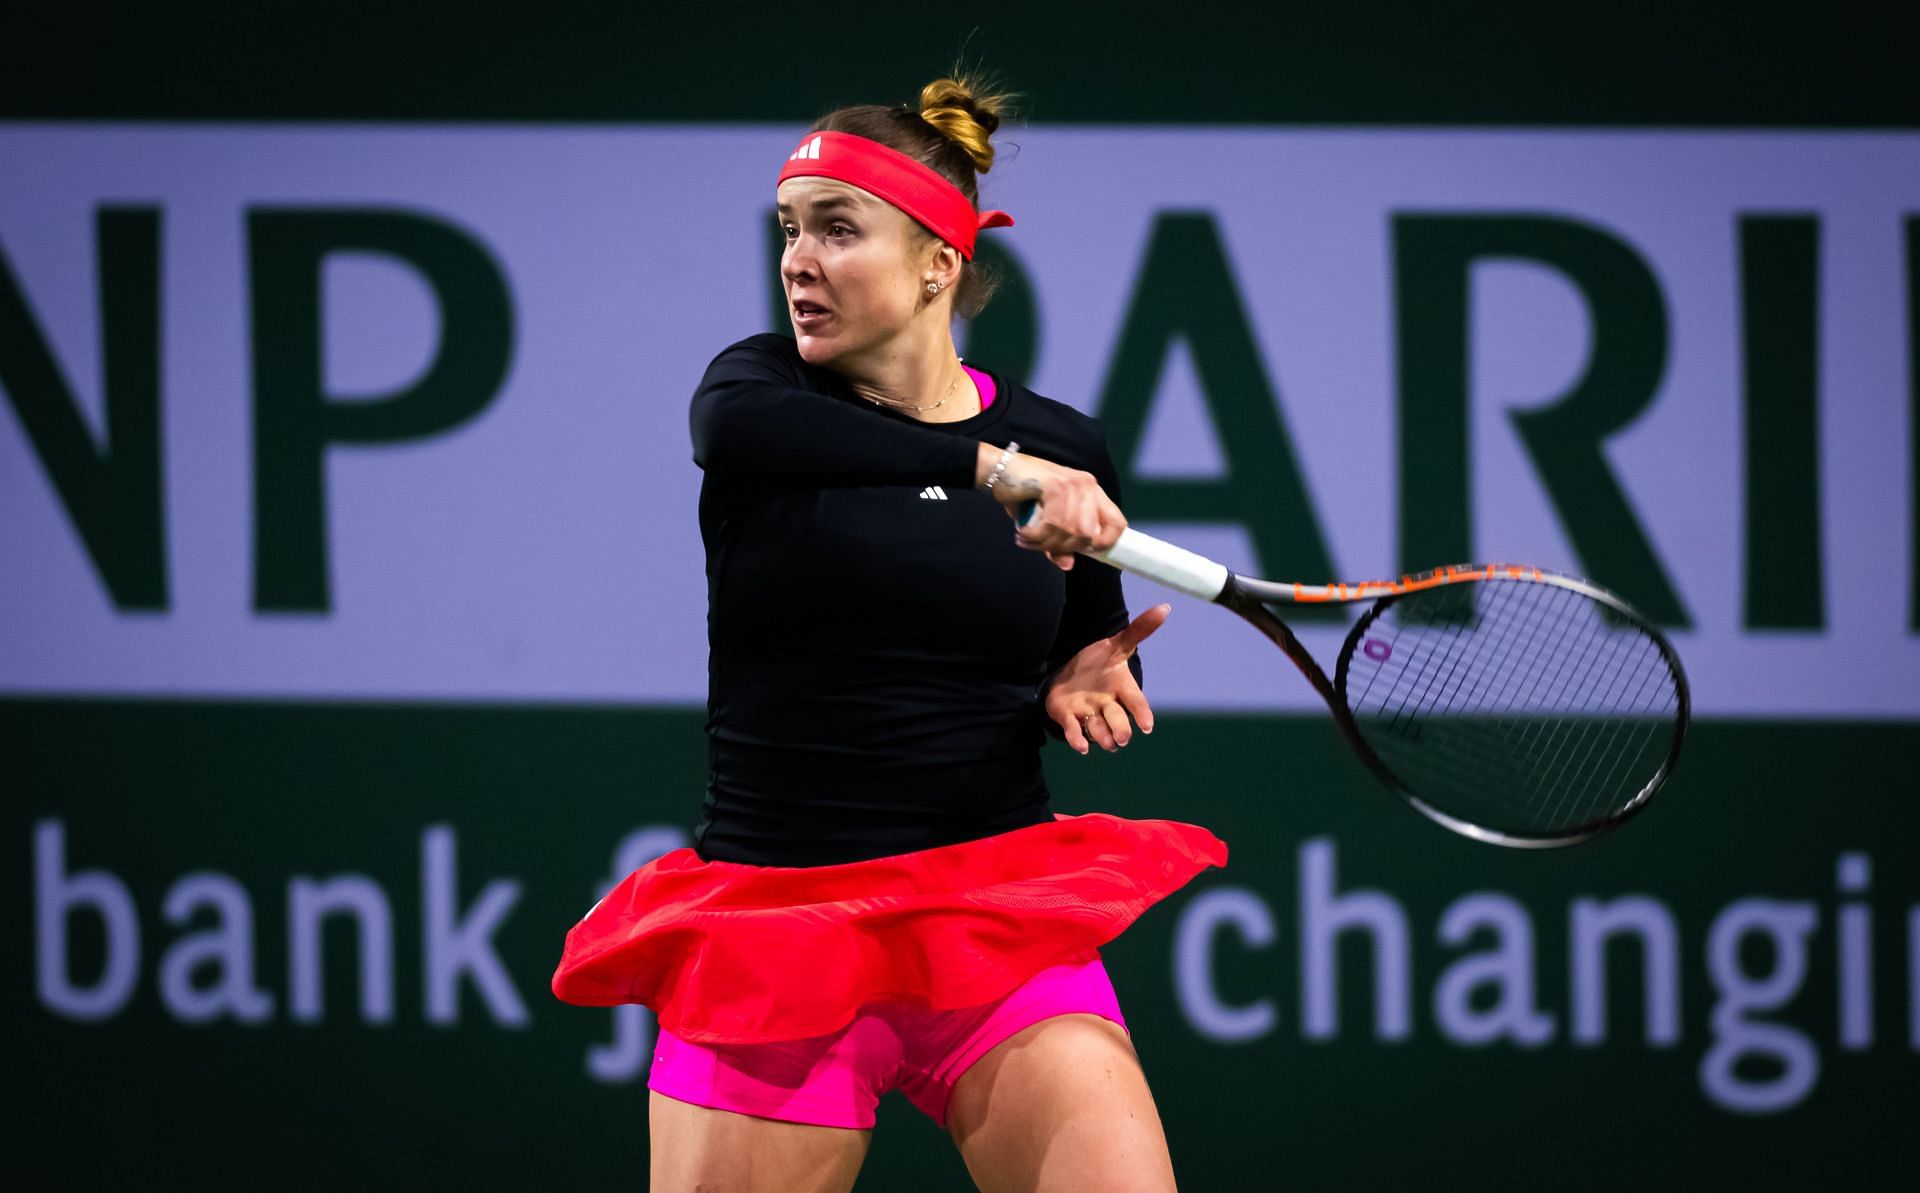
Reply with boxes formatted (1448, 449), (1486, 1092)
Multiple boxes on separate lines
(962, 364), (997, 411)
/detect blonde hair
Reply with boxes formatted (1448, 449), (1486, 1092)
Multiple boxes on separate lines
(915, 75), (1012, 175)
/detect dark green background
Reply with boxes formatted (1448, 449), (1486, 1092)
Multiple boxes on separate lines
(7, 701), (1917, 1189)
(1, 1), (1912, 127)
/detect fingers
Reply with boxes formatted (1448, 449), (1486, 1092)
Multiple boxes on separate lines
(1015, 483), (1092, 550)
(1114, 604), (1172, 656)
(1060, 702), (1153, 754)
(1088, 499), (1127, 551)
(1009, 468), (1126, 558)
(1059, 708), (1091, 754)
(1017, 515), (1109, 560)
(1083, 709), (1118, 752)
(1019, 517), (1092, 563)
(1116, 675), (1154, 736)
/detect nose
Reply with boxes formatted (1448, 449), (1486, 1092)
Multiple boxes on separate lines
(782, 234), (820, 286)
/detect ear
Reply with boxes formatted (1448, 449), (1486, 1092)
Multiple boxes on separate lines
(923, 241), (964, 294)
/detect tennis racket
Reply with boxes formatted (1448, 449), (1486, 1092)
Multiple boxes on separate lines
(1029, 512), (1688, 848)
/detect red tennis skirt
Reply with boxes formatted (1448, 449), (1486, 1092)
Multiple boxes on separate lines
(550, 812), (1227, 1044)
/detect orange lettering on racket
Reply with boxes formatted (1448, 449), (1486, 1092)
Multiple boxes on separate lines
(1288, 563), (1540, 603)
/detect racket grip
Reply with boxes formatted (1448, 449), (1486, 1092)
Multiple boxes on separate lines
(1015, 501), (1230, 602)
(1097, 529), (1232, 601)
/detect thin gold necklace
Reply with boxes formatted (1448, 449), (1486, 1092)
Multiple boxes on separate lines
(862, 369), (967, 414)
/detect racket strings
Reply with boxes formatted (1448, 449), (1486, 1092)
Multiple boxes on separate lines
(1389, 597), (1674, 828)
(1511, 594), (1658, 825)
(1542, 624), (1676, 826)
(1408, 598), (1676, 822)
(1341, 580), (1680, 837)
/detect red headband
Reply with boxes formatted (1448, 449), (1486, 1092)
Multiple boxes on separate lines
(777, 131), (1014, 260)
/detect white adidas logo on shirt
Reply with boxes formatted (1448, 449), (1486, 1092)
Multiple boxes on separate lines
(918, 486), (948, 501)
(789, 135), (823, 161)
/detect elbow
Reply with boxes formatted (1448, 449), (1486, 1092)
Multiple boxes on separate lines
(688, 396), (730, 471)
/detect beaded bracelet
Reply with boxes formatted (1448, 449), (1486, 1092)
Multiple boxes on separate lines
(983, 441), (1020, 491)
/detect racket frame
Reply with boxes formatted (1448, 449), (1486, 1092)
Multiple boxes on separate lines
(1017, 506), (1690, 847)
(1098, 529), (1691, 848)
(1331, 571), (1689, 847)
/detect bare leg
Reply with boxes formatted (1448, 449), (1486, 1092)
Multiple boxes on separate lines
(946, 1014), (1178, 1193)
(649, 1090), (871, 1193)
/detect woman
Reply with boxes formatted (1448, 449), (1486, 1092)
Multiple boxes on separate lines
(554, 76), (1225, 1192)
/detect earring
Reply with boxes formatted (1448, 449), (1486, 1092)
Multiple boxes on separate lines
(926, 281), (941, 294)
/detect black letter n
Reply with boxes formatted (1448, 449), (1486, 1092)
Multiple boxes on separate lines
(0, 208), (166, 609)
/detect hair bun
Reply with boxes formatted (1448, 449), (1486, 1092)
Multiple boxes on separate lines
(917, 75), (1011, 173)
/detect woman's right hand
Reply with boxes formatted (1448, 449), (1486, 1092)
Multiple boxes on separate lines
(975, 443), (1127, 571)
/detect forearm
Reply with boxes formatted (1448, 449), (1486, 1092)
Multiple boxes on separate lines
(692, 375), (981, 485)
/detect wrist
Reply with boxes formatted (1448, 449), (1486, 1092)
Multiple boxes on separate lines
(978, 440), (1020, 493)
(974, 441), (998, 487)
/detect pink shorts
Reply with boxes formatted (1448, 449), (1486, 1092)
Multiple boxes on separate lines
(647, 957), (1125, 1130)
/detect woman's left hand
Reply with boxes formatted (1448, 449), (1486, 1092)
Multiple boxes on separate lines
(1045, 604), (1173, 755)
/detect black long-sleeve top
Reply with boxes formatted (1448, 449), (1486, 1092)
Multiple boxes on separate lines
(689, 333), (1140, 867)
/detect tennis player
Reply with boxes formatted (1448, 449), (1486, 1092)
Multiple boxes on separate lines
(553, 75), (1225, 1192)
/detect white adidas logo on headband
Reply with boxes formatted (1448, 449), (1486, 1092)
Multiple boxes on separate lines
(788, 135), (823, 161)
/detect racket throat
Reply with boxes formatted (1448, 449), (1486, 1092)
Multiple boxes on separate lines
(1223, 576), (1343, 711)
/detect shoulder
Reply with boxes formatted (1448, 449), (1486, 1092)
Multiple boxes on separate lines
(1014, 385), (1104, 437)
(702, 333), (834, 391)
(707, 331), (801, 374)
(1002, 381), (1116, 473)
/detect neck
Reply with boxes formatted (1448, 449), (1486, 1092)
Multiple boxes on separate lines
(842, 327), (977, 423)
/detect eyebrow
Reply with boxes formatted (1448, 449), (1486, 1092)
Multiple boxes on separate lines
(776, 195), (866, 217)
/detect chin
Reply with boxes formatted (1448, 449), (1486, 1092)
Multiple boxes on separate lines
(793, 330), (850, 369)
